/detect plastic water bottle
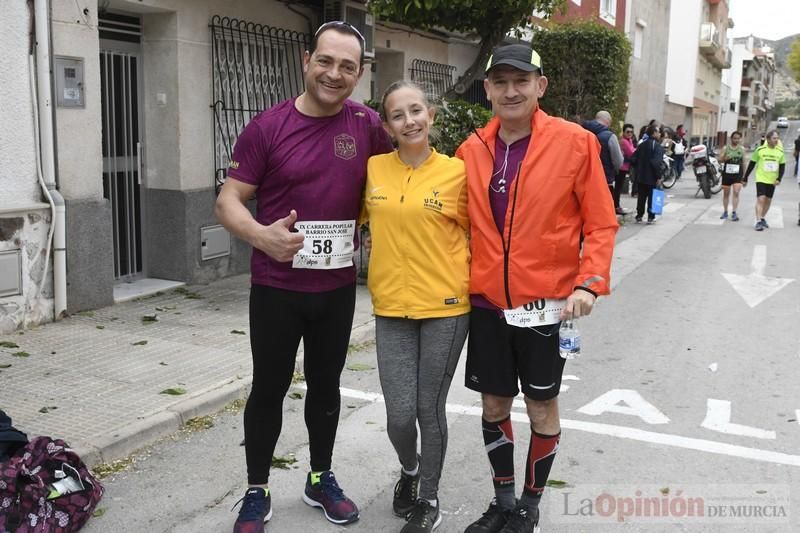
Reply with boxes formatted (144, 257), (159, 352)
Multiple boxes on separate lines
(559, 319), (581, 359)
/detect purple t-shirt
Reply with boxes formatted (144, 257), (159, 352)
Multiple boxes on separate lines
(227, 98), (393, 292)
(472, 134), (531, 310)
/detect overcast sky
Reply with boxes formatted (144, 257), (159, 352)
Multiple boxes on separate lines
(727, 0), (799, 41)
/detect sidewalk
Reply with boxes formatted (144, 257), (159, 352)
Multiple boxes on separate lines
(0, 275), (376, 467)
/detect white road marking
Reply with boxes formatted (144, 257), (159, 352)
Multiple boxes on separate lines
(662, 202), (685, 213)
(323, 386), (800, 467)
(576, 389), (670, 424)
(721, 245), (794, 307)
(757, 206), (784, 228)
(796, 410), (800, 425)
(700, 399), (776, 440)
(694, 204), (726, 225)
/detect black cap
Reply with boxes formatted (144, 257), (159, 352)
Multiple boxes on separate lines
(485, 44), (543, 75)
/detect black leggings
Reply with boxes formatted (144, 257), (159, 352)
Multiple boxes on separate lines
(245, 283), (356, 485)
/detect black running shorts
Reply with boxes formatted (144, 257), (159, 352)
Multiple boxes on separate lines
(756, 182), (776, 198)
(466, 306), (566, 401)
(721, 174), (742, 186)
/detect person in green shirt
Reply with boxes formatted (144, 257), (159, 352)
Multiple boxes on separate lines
(744, 130), (786, 231)
(718, 130), (746, 221)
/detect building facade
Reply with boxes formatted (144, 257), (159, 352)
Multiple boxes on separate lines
(623, 0), (670, 131)
(665, 0), (732, 145)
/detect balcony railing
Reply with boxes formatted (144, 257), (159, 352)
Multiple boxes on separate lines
(699, 22), (720, 53)
(739, 105), (748, 117)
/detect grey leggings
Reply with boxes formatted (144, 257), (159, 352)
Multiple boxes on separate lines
(375, 314), (469, 501)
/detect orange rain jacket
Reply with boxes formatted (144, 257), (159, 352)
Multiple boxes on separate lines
(456, 108), (618, 309)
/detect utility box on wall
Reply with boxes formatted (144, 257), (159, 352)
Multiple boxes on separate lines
(200, 225), (231, 260)
(0, 250), (23, 297)
(55, 56), (85, 108)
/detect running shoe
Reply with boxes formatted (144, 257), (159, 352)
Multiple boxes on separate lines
(499, 505), (540, 533)
(464, 498), (508, 533)
(232, 487), (271, 533)
(646, 217), (656, 225)
(761, 218), (769, 228)
(634, 217), (643, 224)
(755, 220), (764, 231)
(302, 470), (360, 524)
(401, 499), (441, 533)
(615, 207), (629, 215)
(731, 211), (739, 221)
(720, 211), (728, 220)
(394, 469), (420, 517)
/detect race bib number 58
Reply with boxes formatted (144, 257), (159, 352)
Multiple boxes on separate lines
(292, 220), (355, 269)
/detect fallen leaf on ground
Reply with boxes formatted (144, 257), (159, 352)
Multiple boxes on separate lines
(141, 314), (158, 323)
(12, 351), (30, 358)
(160, 387), (187, 395)
(546, 479), (569, 488)
(0, 341), (19, 348)
(346, 363), (374, 371)
(288, 392), (304, 400)
(0, 364), (11, 369)
(132, 340), (148, 346)
(230, 330), (246, 335)
(39, 406), (58, 413)
(271, 455), (297, 469)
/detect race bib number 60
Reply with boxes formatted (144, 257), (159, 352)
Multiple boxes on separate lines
(503, 298), (566, 328)
(292, 220), (355, 270)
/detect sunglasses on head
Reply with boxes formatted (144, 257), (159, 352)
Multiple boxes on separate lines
(315, 20), (365, 44)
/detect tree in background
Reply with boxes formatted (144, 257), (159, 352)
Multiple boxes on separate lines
(369, 0), (564, 98)
(789, 38), (800, 83)
(531, 20), (631, 127)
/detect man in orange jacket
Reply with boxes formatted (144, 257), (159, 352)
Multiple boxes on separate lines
(456, 44), (618, 533)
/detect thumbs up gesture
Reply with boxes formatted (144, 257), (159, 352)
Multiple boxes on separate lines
(253, 209), (305, 262)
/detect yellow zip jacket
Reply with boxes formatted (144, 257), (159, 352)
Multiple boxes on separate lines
(363, 149), (470, 318)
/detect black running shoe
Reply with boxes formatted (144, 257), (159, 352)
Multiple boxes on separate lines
(393, 469), (420, 517)
(464, 498), (508, 533)
(499, 505), (540, 533)
(401, 499), (442, 532)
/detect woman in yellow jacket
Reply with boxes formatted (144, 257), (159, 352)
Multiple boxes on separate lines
(362, 80), (470, 533)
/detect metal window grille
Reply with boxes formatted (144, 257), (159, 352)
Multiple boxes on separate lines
(210, 16), (310, 192)
(409, 58), (456, 101)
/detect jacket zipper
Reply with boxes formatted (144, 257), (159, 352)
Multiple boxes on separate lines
(502, 161), (524, 309)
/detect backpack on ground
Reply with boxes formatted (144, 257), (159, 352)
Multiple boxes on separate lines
(0, 437), (104, 532)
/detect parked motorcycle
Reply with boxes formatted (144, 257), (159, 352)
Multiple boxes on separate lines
(689, 144), (722, 198)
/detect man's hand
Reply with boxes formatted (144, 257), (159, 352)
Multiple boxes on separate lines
(251, 210), (305, 262)
(560, 289), (597, 320)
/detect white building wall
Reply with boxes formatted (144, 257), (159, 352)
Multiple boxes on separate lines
(0, 2), (55, 333)
(665, 0), (700, 108)
(0, 0), (39, 208)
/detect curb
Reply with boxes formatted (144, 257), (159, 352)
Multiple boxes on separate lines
(74, 377), (252, 468)
(76, 321), (377, 469)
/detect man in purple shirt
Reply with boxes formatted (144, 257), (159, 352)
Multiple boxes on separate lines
(215, 21), (392, 533)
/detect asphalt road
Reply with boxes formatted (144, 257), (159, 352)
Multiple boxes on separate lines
(83, 176), (800, 533)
